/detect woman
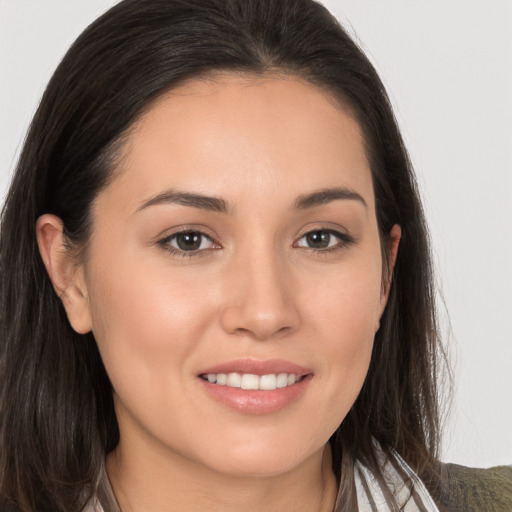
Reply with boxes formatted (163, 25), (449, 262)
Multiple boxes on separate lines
(0, 0), (510, 511)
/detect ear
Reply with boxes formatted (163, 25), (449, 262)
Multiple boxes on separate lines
(377, 224), (401, 326)
(385, 224), (401, 287)
(36, 214), (92, 334)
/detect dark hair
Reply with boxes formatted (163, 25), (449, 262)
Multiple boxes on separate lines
(0, 0), (447, 510)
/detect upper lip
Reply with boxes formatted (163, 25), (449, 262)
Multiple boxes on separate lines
(198, 358), (312, 377)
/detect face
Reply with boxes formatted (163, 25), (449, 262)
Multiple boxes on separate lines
(73, 75), (395, 477)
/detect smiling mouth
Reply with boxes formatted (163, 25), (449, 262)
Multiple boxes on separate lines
(199, 372), (306, 391)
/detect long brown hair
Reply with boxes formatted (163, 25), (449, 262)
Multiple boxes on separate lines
(0, 0), (447, 510)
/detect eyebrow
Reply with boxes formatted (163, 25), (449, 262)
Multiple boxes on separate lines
(137, 186), (367, 214)
(137, 189), (231, 214)
(293, 187), (367, 210)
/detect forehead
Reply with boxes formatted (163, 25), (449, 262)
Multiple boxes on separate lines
(100, 74), (374, 215)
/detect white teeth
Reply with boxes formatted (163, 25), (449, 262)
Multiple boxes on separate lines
(216, 374), (227, 385)
(259, 374), (277, 390)
(226, 373), (242, 387)
(276, 373), (288, 388)
(203, 372), (302, 390)
(241, 373), (259, 390)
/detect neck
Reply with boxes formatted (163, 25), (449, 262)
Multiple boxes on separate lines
(106, 441), (337, 512)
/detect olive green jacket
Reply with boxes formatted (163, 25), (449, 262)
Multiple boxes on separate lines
(429, 463), (512, 512)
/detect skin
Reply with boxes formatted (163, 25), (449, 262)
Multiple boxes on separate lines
(37, 74), (400, 512)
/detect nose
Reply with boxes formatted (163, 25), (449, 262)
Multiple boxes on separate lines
(220, 248), (301, 341)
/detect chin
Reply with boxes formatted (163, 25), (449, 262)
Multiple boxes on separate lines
(196, 438), (322, 479)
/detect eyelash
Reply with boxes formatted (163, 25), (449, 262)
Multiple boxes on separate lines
(157, 228), (355, 258)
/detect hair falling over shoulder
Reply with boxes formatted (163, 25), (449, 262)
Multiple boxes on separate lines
(0, 0), (449, 510)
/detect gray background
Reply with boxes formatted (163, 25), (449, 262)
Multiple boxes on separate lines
(1, 0), (510, 467)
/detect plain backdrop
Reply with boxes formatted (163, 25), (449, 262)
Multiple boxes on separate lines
(0, 0), (510, 468)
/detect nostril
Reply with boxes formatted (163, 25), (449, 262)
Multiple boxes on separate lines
(231, 323), (295, 341)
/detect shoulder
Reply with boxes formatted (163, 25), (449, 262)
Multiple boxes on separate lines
(431, 462), (512, 512)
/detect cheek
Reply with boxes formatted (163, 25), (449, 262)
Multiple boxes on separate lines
(303, 252), (383, 344)
(84, 253), (216, 398)
(300, 258), (383, 418)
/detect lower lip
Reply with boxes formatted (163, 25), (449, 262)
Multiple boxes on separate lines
(198, 375), (313, 415)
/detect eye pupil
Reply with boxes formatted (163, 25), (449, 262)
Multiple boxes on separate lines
(306, 231), (331, 248)
(176, 232), (202, 251)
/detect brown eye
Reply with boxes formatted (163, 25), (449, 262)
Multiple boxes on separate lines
(175, 232), (202, 251)
(164, 231), (215, 252)
(305, 231), (332, 249)
(296, 229), (347, 250)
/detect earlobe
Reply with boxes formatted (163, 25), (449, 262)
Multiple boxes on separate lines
(36, 214), (93, 334)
